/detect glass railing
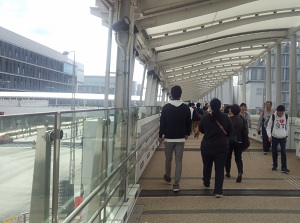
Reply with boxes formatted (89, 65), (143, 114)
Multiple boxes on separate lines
(0, 106), (160, 223)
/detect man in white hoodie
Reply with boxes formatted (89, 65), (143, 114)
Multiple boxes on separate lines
(159, 85), (191, 192)
(266, 105), (290, 173)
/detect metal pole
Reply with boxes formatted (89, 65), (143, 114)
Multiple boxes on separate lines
(124, 3), (135, 202)
(289, 34), (297, 117)
(72, 52), (76, 111)
(139, 64), (147, 106)
(70, 52), (76, 185)
(275, 43), (282, 106)
(52, 113), (61, 223)
(265, 50), (272, 102)
(242, 67), (246, 103)
(103, 0), (114, 108)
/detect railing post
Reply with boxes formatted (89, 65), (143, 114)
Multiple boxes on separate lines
(52, 112), (61, 223)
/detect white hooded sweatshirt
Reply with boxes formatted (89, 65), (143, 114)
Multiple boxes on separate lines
(266, 111), (289, 139)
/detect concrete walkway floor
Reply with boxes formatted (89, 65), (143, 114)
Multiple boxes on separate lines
(129, 135), (300, 223)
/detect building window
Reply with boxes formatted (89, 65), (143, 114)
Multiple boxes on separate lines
(256, 88), (264, 96)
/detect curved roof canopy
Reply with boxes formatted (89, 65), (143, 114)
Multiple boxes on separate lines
(93, 0), (300, 101)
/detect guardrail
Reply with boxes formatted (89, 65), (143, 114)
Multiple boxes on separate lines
(0, 106), (160, 223)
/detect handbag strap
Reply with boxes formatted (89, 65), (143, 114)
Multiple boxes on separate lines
(210, 113), (227, 135)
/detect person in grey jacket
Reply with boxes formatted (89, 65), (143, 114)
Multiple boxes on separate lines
(159, 85), (191, 192)
(257, 101), (273, 154)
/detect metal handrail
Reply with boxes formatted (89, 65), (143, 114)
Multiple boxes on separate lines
(89, 127), (159, 222)
(63, 111), (160, 222)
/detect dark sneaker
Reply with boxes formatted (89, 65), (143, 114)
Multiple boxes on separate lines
(215, 194), (223, 198)
(264, 152), (268, 155)
(236, 174), (242, 183)
(272, 166), (277, 171)
(281, 168), (290, 173)
(225, 172), (231, 178)
(173, 184), (180, 192)
(163, 174), (172, 184)
(202, 178), (210, 189)
(203, 181), (210, 189)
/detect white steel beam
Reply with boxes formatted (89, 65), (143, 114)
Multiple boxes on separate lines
(161, 47), (265, 70)
(156, 31), (287, 62)
(138, 0), (256, 28)
(148, 11), (300, 46)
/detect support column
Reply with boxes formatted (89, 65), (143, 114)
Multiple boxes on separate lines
(242, 68), (246, 103)
(220, 84), (223, 103)
(150, 78), (158, 105)
(275, 43), (282, 107)
(228, 77), (233, 104)
(103, 1), (114, 108)
(144, 73), (153, 106)
(237, 78), (240, 105)
(114, 1), (131, 108)
(215, 87), (217, 98)
(265, 50), (272, 102)
(289, 34), (297, 117)
(139, 65), (147, 106)
(161, 89), (166, 106)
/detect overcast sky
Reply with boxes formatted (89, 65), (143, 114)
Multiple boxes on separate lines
(0, 0), (145, 83)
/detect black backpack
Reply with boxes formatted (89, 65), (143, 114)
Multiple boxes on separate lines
(269, 113), (288, 134)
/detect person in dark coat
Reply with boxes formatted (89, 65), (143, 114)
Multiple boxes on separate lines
(199, 98), (233, 198)
(159, 85), (191, 192)
(192, 102), (203, 138)
(225, 104), (248, 182)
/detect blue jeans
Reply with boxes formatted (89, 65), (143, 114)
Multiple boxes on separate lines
(271, 137), (287, 169)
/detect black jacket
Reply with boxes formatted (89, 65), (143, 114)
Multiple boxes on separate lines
(159, 100), (191, 139)
(230, 115), (245, 143)
(199, 112), (233, 149)
(192, 107), (203, 121)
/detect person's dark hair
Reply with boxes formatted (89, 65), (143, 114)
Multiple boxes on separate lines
(196, 102), (201, 108)
(240, 103), (247, 107)
(171, 85), (182, 100)
(191, 102), (195, 107)
(188, 102), (192, 107)
(277, 105), (285, 112)
(231, 104), (241, 116)
(265, 101), (272, 106)
(210, 98), (221, 113)
(224, 105), (232, 114)
(203, 106), (208, 110)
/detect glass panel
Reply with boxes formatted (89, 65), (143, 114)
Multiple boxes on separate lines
(0, 112), (56, 222)
(58, 109), (108, 220)
(106, 108), (128, 217)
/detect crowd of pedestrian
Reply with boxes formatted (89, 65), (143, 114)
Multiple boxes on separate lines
(159, 85), (290, 198)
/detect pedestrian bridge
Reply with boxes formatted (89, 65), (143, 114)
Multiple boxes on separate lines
(1, 0), (300, 222)
(0, 107), (299, 222)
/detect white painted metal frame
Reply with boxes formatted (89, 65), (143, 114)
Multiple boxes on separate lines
(92, 0), (300, 101)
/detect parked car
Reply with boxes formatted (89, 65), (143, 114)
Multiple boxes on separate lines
(0, 134), (14, 143)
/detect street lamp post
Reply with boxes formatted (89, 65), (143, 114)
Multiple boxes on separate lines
(62, 51), (76, 110)
(62, 51), (76, 188)
(62, 50), (77, 215)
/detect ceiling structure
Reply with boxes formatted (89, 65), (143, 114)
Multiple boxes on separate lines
(92, 0), (300, 101)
